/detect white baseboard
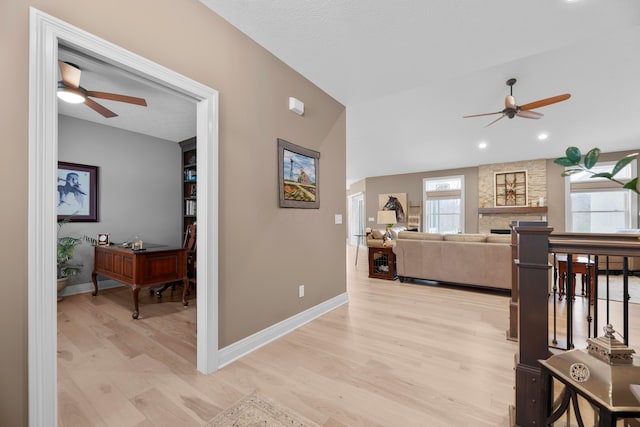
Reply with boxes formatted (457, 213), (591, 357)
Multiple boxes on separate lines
(59, 279), (124, 296)
(218, 292), (349, 368)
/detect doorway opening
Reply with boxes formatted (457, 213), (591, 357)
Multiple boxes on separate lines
(348, 192), (364, 246)
(29, 8), (219, 424)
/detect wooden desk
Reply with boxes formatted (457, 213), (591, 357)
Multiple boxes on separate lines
(557, 255), (595, 304)
(92, 245), (188, 319)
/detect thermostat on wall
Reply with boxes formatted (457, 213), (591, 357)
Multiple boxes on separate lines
(289, 97), (304, 115)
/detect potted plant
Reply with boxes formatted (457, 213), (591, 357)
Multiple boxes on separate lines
(555, 146), (639, 193)
(57, 215), (84, 301)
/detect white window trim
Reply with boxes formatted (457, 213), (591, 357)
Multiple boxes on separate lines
(423, 175), (465, 234)
(564, 160), (638, 232)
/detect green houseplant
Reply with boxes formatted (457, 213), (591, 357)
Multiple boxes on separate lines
(57, 215), (90, 300)
(554, 146), (639, 194)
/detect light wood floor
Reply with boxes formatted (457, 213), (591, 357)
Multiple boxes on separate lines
(59, 247), (526, 426)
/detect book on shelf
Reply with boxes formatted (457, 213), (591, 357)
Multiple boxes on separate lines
(184, 169), (197, 181)
(185, 199), (197, 216)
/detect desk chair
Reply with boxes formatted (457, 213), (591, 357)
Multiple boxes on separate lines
(557, 254), (595, 303)
(152, 223), (197, 298)
(184, 223), (197, 289)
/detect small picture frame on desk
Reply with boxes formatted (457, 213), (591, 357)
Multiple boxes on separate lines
(97, 233), (109, 246)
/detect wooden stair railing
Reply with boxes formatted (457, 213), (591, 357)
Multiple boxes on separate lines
(513, 224), (640, 426)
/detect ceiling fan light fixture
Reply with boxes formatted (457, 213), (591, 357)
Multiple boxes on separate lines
(57, 82), (86, 104)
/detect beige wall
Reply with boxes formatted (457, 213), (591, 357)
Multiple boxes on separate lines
(1, 1), (346, 425)
(364, 167), (479, 233)
(360, 150), (640, 236)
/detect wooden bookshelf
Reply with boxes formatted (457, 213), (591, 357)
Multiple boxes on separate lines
(180, 137), (197, 234)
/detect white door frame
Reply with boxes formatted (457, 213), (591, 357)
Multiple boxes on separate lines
(28, 8), (219, 426)
(348, 192), (364, 246)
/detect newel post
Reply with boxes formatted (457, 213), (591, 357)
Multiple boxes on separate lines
(507, 221), (519, 341)
(513, 221), (553, 427)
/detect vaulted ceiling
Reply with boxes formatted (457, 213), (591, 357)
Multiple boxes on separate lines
(58, 1), (640, 186)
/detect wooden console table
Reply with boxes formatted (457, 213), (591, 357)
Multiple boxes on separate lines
(92, 245), (188, 319)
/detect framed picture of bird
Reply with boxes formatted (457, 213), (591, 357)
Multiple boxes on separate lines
(57, 161), (99, 222)
(277, 138), (320, 209)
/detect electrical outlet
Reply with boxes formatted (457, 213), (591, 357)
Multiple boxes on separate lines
(298, 285), (304, 298)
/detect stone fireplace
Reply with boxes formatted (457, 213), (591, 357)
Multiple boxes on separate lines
(478, 159), (547, 234)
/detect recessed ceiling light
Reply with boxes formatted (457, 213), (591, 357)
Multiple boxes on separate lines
(538, 133), (549, 141)
(478, 141), (487, 149)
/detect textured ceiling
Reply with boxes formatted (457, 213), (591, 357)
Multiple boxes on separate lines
(58, 46), (196, 143)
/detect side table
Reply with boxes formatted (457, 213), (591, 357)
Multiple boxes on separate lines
(368, 246), (397, 280)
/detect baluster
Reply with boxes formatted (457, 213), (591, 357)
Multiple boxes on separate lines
(592, 255), (599, 339)
(567, 254), (574, 349)
(606, 256), (611, 326)
(552, 252), (558, 346)
(586, 254), (593, 339)
(623, 256), (629, 346)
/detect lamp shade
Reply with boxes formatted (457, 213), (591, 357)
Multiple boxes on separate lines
(377, 210), (397, 226)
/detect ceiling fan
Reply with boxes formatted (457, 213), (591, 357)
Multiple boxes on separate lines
(57, 61), (147, 118)
(463, 78), (571, 127)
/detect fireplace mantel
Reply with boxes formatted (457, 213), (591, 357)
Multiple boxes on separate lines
(478, 206), (548, 215)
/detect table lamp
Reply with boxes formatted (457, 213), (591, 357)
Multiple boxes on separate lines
(377, 210), (397, 241)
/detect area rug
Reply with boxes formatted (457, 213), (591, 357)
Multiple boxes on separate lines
(204, 392), (320, 427)
(596, 274), (640, 303)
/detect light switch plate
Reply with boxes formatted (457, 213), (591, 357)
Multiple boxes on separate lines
(335, 214), (342, 224)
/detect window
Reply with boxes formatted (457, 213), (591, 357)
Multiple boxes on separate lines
(566, 161), (637, 233)
(424, 176), (464, 234)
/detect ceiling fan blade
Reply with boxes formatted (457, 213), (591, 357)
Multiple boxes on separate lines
(84, 98), (118, 118)
(516, 110), (543, 119)
(463, 111), (502, 118)
(520, 94), (571, 111)
(485, 114), (505, 127)
(86, 91), (147, 107)
(58, 61), (81, 89)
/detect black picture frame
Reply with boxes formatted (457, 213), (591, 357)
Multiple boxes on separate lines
(277, 138), (320, 209)
(57, 161), (99, 222)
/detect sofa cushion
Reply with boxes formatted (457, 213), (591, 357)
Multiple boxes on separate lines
(397, 231), (443, 241)
(487, 235), (511, 244)
(443, 233), (487, 243)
